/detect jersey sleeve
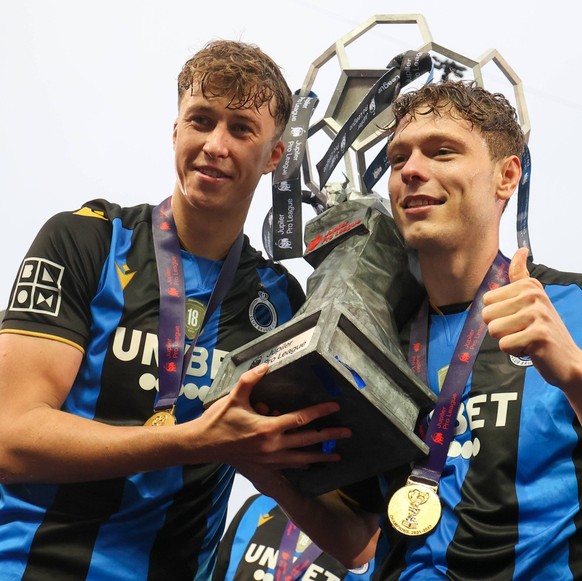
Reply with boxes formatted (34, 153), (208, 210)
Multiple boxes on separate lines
(1, 204), (113, 351)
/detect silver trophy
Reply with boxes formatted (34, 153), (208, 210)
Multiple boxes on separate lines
(205, 15), (529, 496)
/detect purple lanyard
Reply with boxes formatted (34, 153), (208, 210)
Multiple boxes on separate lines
(407, 252), (510, 483)
(152, 197), (243, 413)
(274, 520), (324, 581)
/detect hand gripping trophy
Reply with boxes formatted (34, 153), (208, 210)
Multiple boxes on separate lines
(205, 15), (531, 496)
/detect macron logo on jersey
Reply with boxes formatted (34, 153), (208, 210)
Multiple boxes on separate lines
(9, 257), (64, 316)
(73, 206), (108, 220)
(258, 513), (274, 527)
(115, 263), (136, 291)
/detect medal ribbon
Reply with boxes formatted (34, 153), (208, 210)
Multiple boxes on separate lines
(274, 519), (323, 581)
(152, 197), (243, 412)
(407, 252), (510, 483)
(517, 144), (533, 260)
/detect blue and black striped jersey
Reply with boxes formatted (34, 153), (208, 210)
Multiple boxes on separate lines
(213, 493), (374, 580)
(0, 199), (304, 581)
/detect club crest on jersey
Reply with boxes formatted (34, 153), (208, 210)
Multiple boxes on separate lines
(249, 290), (277, 333)
(509, 354), (533, 367)
(9, 257), (64, 316)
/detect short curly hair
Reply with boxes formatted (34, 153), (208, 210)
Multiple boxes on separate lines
(177, 39), (292, 136)
(391, 80), (526, 161)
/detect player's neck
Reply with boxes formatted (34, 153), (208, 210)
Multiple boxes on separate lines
(170, 196), (244, 261)
(418, 245), (499, 307)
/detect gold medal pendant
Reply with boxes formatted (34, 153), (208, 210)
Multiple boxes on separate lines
(388, 478), (442, 536)
(144, 409), (177, 427)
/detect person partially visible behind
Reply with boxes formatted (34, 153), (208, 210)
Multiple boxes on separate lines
(213, 493), (375, 581)
(0, 40), (349, 581)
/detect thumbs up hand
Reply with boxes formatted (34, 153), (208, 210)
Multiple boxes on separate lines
(508, 246), (531, 283)
(483, 248), (582, 394)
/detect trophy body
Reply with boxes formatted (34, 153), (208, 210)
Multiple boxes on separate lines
(205, 14), (530, 497)
(206, 196), (436, 496)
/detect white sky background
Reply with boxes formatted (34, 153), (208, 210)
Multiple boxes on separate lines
(2, 0), (581, 523)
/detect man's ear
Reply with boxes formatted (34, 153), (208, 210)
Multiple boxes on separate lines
(497, 155), (521, 203)
(172, 120), (178, 149)
(262, 140), (285, 175)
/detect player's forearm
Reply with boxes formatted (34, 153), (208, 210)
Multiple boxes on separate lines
(0, 407), (196, 483)
(283, 491), (380, 568)
(248, 471), (379, 568)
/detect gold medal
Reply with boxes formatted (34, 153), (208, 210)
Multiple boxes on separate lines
(144, 409), (177, 427)
(388, 478), (442, 536)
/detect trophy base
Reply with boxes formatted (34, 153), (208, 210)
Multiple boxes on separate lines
(205, 303), (436, 496)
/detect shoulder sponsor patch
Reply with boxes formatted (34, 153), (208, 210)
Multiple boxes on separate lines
(9, 257), (64, 316)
